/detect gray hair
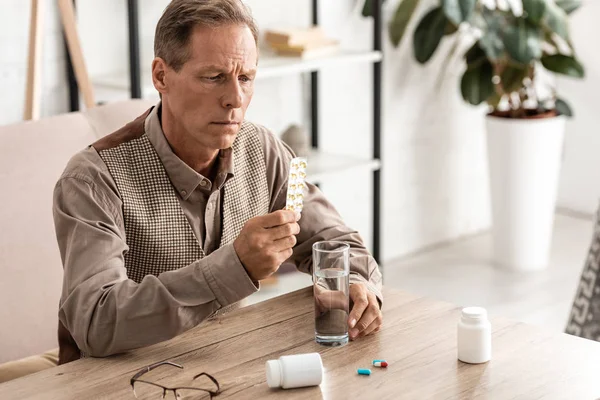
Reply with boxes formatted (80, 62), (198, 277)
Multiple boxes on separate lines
(154, 0), (259, 71)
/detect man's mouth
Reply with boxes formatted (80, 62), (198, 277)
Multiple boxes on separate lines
(212, 121), (239, 125)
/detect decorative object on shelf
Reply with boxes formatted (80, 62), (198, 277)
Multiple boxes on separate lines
(281, 124), (310, 158)
(367, 0), (584, 270)
(264, 26), (339, 59)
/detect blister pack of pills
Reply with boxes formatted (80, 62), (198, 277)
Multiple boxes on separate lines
(285, 157), (308, 213)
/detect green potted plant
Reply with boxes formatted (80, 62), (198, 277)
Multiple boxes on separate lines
(365, 0), (585, 270)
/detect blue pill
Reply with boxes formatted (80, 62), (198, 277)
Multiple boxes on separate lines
(357, 368), (371, 376)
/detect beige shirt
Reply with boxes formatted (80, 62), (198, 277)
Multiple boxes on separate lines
(53, 105), (383, 357)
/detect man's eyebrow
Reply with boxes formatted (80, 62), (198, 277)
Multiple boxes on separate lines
(197, 64), (226, 72)
(196, 65), (257, 74)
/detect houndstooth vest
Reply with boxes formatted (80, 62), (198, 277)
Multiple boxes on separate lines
(57, 109), (270, 365)
(96, 112), (270, 283)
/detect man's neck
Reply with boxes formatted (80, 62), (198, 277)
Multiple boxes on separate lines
(159, 105), (219, 179)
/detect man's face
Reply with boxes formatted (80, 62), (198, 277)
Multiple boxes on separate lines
(157, 24), (257, 151)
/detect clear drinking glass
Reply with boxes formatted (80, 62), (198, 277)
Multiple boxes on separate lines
(312, 241), (350, 347)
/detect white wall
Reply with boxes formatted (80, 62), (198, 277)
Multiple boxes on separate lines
(556, 0), (600, 215)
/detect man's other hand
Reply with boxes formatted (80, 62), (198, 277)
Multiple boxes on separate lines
(347, 283), (382, 340)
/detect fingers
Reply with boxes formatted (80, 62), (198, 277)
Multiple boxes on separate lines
(315, 288), (350, 312)
(259, 210), (299, 228)
(359, 312), (383, 338)
(273, 234), (297, 252)
(348, 287), (369, 330)
(277, 248), (293, 263)
(269, 222), (300, 240)
(349, 288), (382, 340)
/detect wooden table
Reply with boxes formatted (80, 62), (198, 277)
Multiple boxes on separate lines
(2, 287), (600, 399)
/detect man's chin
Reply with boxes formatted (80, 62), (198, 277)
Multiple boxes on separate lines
(214, 133), (237, 150)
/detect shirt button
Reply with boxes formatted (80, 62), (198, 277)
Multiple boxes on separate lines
(181, 190), (187, 196)
(200, 180), (208, 188)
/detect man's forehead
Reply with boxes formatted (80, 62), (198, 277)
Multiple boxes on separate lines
(188, 25), (257, 68)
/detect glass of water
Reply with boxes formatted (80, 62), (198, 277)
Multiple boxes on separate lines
(312, 241), (350, 347)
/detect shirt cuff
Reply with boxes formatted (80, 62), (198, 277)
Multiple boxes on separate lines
(202, 243), (259, 307)
(349, 273), (383, 309)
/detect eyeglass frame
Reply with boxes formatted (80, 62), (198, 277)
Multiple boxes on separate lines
(130, 360), (221, 399)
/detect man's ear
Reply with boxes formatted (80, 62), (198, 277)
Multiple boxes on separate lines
(152, 57), (168, 96)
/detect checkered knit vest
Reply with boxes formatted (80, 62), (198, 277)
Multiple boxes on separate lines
(57, 109), (269, 365)
(98, 113), (270, 282)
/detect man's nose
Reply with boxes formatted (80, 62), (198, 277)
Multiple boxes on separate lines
(221, 80), (243, 109)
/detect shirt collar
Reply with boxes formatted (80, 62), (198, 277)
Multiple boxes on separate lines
(144, 103), (234, 200)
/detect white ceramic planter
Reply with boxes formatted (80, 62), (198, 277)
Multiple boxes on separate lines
(486, 114), (566, 271)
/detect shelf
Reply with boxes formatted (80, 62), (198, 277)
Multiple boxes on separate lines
(91, 50), (383, 101)
(306, 150), (381, 182)
(256, 50), (382, 79)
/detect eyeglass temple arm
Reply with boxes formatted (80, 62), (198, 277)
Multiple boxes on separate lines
(131, 361), (184, 383)
(192, 372), (221, 393)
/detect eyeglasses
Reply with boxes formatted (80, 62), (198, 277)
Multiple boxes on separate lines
(130, 361), (221, 399)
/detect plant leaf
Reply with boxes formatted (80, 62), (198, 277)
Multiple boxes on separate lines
(413, 7), (448, 63)
(555, 0), (581, 14)
(478, 8), (508, 61)
(501, 66), (528, 93)
(541, 54), (585, 78)
(465, 42), (486, 65)
(443, 0), (477, 25)
(388, 0), (422, 47)
(362, 0), (387, 17)
(544, 1), (569, 40)
(461, 60), (495, 105)
(523, 0), (547, 24)
(503, 18), (542, 64)
(555, 97), (573, 116)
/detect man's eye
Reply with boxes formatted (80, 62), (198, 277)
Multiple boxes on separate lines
(239, 76), (251, 83)
(205, 75), (222, 82)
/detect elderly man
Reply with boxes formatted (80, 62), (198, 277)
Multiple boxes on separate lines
(54, 0), (382, 365)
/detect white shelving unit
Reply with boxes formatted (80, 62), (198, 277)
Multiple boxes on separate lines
(306, 149), (381, 182)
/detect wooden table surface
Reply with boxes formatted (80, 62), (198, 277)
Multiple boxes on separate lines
(2, 286), (600, 399)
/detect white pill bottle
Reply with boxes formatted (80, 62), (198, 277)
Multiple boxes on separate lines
(265, 353), (324, 389)
(457, 307), (492, 364)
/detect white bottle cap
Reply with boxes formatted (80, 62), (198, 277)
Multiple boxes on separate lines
(462, 306), (487, 319)
(265, 360), (282, 388)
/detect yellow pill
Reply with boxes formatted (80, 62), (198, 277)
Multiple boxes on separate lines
(290, 173), (297, 180)
(289, 184), (296, 191)
(299, 171), (306, 179)
(288, 194), (296, 200)
(300, 161), (307, 169)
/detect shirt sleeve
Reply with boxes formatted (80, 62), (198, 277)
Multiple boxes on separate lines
(257, 125), (383, 305)
(53, 158), (258, 357)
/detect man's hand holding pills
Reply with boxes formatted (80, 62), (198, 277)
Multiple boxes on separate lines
(234, 210), (301, 282)
(347, 283), (382, 340)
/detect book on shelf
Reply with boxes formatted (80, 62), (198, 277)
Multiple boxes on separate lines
(264, 26), (325, 47)
(264, 26), (339, 59)
(273, 41), (340, 59)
